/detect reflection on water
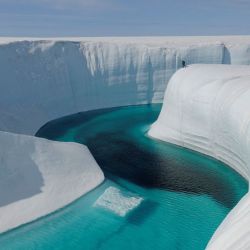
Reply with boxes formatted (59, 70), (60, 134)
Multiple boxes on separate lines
(0, 104), (247, 250)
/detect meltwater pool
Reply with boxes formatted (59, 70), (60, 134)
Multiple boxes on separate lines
(0, 104), (247, 250)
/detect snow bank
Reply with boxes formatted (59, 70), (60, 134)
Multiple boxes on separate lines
(149, 64), (250, 250)
(0, 131), (104, 233)
(1, 36), (250, 135)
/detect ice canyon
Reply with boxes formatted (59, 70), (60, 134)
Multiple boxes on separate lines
(1, 36), (250, 249)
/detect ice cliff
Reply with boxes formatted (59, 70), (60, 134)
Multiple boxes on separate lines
(1, 36), (250, 135)
(149, 64), (250, 250)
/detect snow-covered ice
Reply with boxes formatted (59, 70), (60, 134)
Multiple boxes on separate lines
(94, 186), (143, 217)
(149, 64), (250, 250)
(0, 36), (250, 135)
(0, 131), (104, 233)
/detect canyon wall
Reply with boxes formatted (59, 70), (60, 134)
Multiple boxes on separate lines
(149, 64), (250, 250)
(1, 36), (250, 135)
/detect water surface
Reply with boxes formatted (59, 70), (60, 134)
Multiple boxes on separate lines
(0, 104), (247, 250)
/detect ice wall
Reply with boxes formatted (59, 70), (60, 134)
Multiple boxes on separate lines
(2, 36), (250, 135)
(149, 64), (250, 250)
(0, 131), (104, 233)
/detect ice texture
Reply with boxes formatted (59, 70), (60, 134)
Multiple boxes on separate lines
(1, 36), (250, 135)
(149, 64), (250, 250)
(0, 131), (104, 233)
(94, 186), (143, 216)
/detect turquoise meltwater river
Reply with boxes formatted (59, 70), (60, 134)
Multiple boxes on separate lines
(0, 104), (247, 250)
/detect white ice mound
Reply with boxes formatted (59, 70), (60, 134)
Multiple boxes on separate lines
(0, 131), (104, 233)
(149, 64), (250, 250)
(94, 186), (143, 216)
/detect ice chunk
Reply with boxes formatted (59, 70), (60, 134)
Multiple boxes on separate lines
(94, 186), (143, 216)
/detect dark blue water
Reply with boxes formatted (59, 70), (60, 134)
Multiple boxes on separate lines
(0, 104), (247, 250)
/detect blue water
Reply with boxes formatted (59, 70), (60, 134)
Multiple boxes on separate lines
(0, 104), (247, 250)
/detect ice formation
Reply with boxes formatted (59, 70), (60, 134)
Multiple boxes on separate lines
(94, 186), (143, 216)
(1, 37), (250, 243)
(149, 64), (250, 250)
(0, 131), (104, 233)
(0, 36), (250, 135)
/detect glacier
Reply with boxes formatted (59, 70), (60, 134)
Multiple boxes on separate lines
(1, 36), (250, 243)
(149, 64), (250, 250)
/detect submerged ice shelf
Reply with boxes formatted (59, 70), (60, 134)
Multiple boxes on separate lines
(94, 187), (143, 217)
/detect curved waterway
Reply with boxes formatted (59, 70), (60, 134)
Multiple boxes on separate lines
(0, 104), (247, 250)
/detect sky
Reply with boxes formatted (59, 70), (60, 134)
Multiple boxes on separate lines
(0, 0), (250, 37)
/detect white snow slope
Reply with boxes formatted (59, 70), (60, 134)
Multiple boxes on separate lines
(149, 64), (250, 250)
(0, 131), (104, 233)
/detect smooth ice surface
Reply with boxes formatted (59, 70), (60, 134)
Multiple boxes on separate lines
(0, 131), (104, 233)
(0, 36), (250, 135)
(94, 187), (143, 217)
(149, 64), (250, 250)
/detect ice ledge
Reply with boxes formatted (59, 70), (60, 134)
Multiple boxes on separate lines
(149, 64), (250, 250)
(0, 131), (104, 233)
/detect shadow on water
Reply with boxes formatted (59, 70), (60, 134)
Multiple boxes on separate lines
(79, 131), (237, 209)
(127, 200), (159, 225)
(36, 104), (247, 209)
(95, 200), (158, 250)
(36, 108), (116, 140)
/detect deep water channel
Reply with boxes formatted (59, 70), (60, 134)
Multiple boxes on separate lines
(0, 104), (247, 250)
